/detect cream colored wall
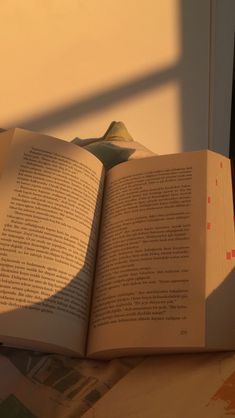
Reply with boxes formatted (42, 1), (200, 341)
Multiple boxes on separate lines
(0, 0), (211, 154)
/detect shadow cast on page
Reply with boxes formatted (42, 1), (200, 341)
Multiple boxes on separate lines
(0, 151), (106, 355)
(206, 267), (235, 349)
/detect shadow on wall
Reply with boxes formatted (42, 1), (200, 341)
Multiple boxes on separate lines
(1, 0), (209, 152)
(6, 65), (179, 132)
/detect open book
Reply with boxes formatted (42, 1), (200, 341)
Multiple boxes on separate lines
(0, 128), (234, 359)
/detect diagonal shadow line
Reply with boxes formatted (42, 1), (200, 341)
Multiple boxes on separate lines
(8, 64), (180, 132)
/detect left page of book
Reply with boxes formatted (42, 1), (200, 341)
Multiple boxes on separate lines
(0, 128), (104, 356)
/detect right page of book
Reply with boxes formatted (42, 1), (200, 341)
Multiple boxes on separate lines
(87, 151), (208, 357)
